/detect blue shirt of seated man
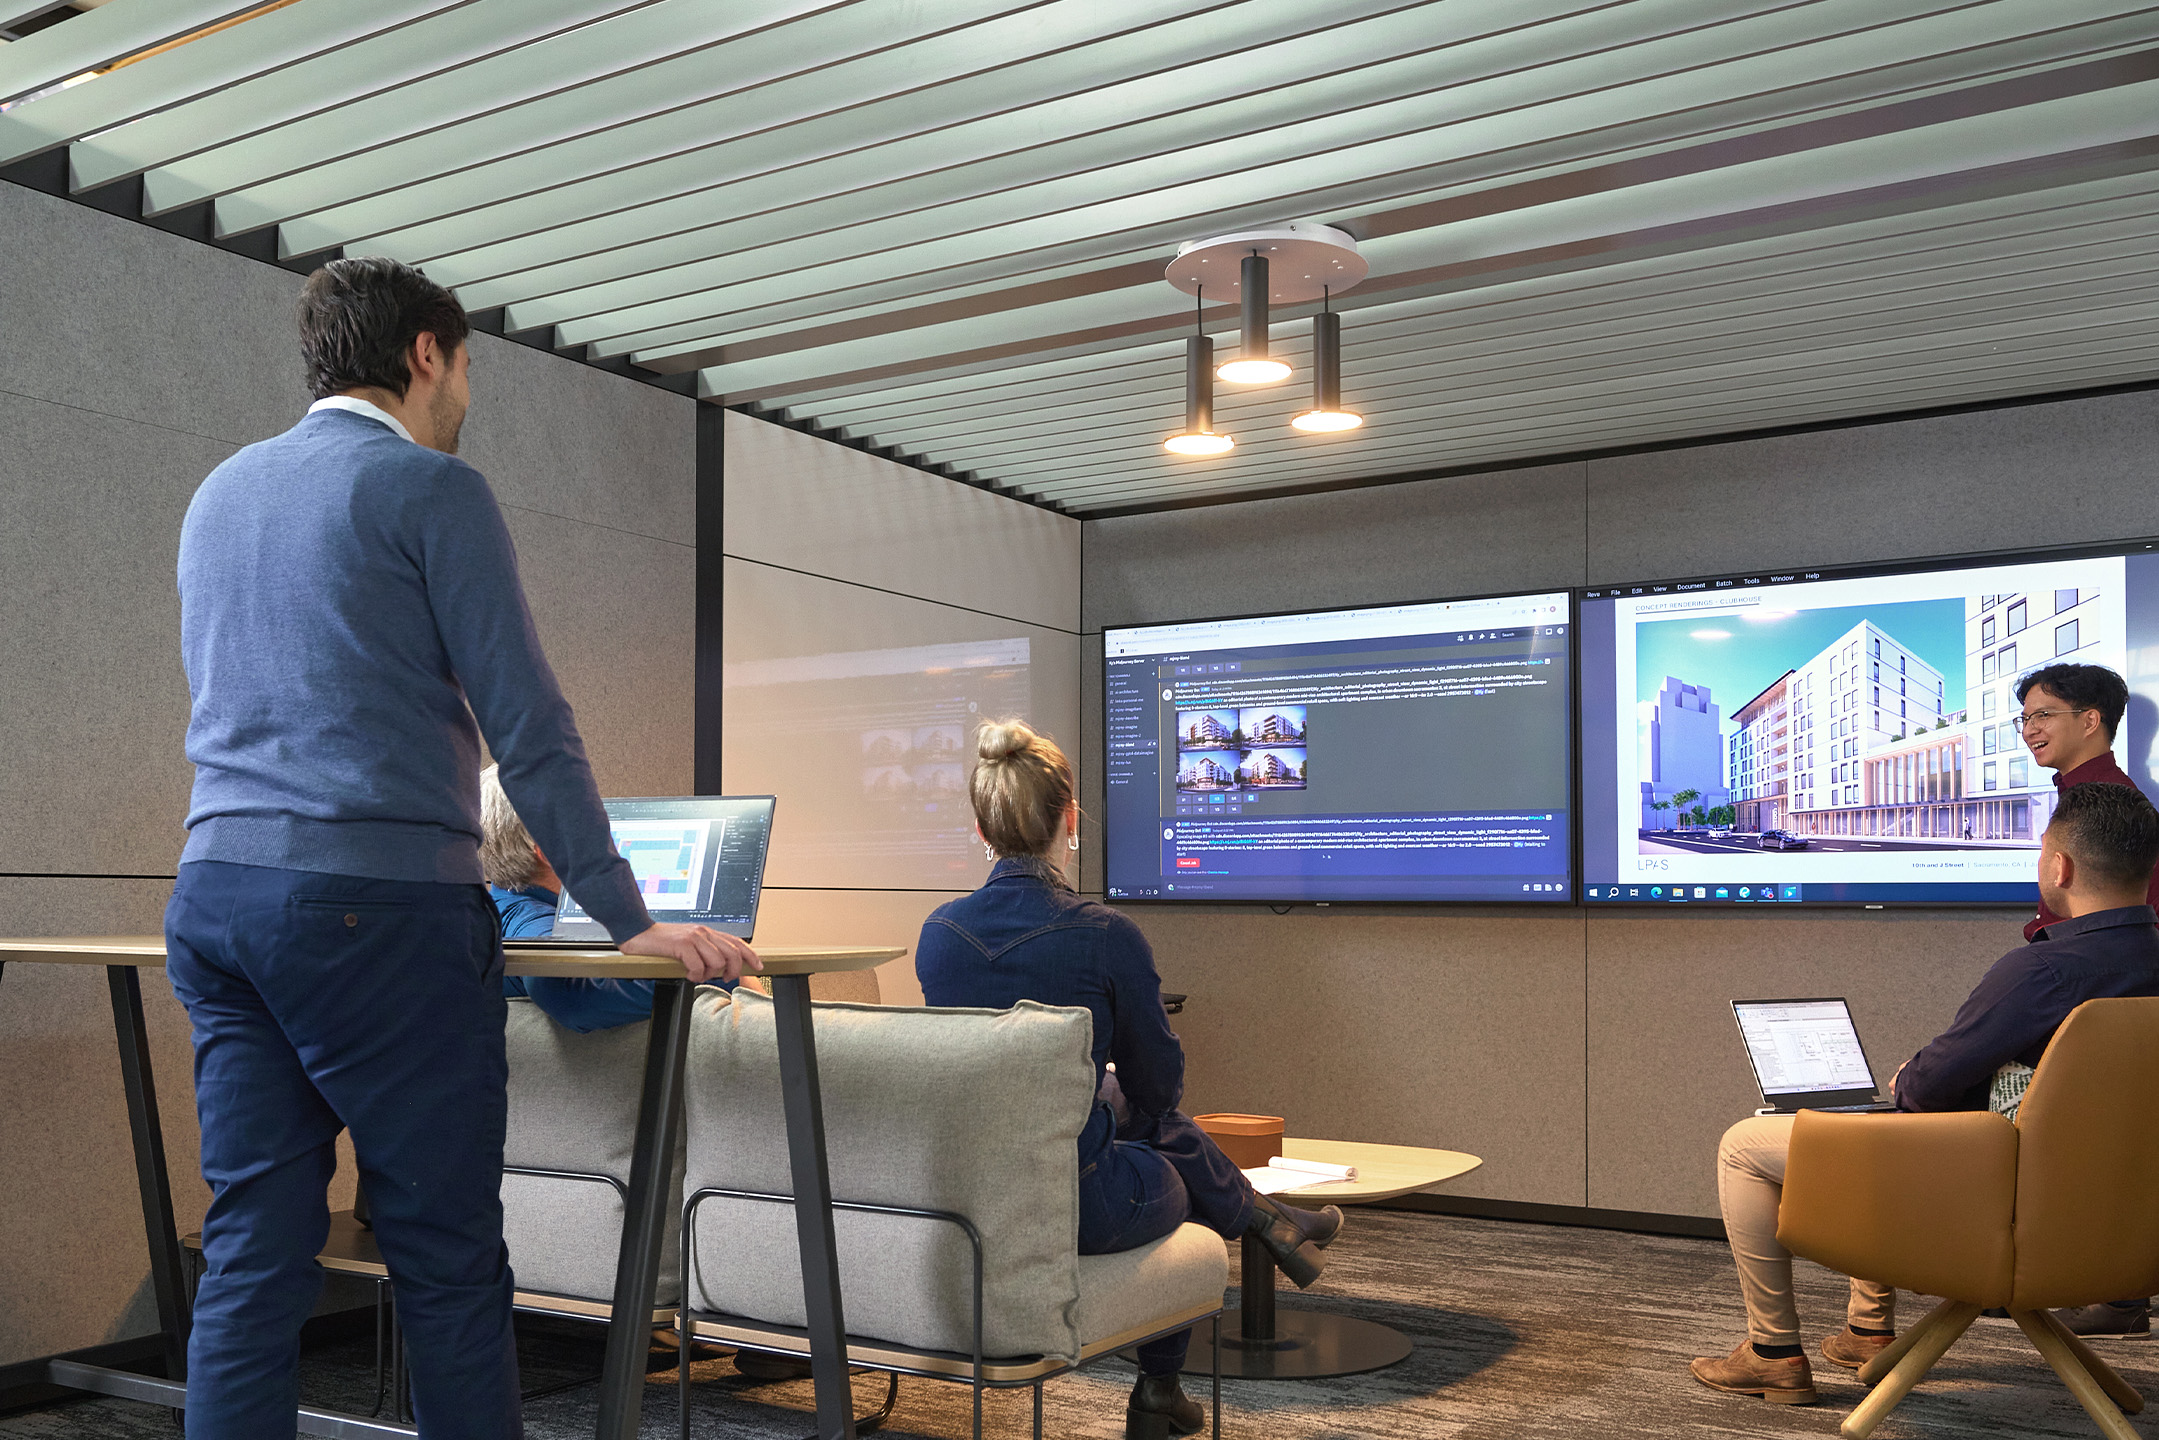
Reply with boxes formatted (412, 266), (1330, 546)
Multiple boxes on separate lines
(491, 883), (663, 1033)
(491, 882), (738, 1032)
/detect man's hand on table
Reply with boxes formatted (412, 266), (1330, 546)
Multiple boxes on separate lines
(621, 923), (761, 985)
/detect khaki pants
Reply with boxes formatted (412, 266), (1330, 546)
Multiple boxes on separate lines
(1719, 1114), (1896, 1346)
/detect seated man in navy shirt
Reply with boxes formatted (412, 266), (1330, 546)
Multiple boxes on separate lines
(482, 765), (704, 1031)
(1690, 782), (2159, 1406)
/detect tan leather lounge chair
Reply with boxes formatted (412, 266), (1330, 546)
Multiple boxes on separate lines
(1778, 996), (2159, 1440)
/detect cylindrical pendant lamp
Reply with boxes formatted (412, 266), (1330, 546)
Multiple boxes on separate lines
(1164, 332), (1233, 456)
(1216, 253), (1291, 386)
(1290, 309), (1362, 432)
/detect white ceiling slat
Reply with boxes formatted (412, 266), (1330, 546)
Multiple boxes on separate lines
(0, 0), (266, 108)
(219, 0), (1084, 248)
(80, 0), (672, 202)
(0, 0), (473, 169)
(296, 0), (1444, 266)
(534, 60), (2159, 359)
(481, 0), (1981, 330)
(130, 0), (854, 222)
(398, 0), (1834, 293)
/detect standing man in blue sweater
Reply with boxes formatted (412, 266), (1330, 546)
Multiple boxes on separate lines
(166, 257), (757, 1438)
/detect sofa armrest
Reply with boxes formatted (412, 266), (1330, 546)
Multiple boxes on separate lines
(1777, 1110), (2018, 1307)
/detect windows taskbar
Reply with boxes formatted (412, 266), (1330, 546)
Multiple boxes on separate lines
(1585, 882), (2035, 904)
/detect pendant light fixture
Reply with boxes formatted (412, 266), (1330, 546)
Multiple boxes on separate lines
(1290, 292), (1362, 432)
(1163, 288), (1233, 457)
(1163, 223), (1369, 447)
(1215, 252), (1291, 386)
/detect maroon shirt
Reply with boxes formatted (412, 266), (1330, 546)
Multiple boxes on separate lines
(2024, 751), (2159, 939)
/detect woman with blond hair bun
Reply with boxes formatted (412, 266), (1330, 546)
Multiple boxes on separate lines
(916, 719), (1344, 1439)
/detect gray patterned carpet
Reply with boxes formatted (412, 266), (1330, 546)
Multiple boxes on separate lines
(3, 1210), (2148, 1438)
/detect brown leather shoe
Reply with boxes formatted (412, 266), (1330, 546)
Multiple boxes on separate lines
(1689, 1340), (1819, 1404)
(1821, 1327), (1895, 1371)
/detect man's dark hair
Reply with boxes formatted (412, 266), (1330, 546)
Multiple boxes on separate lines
(297, 257), (469, 402)
(2016, 662), (2128, 740)
(2047, 782), (2159, 894)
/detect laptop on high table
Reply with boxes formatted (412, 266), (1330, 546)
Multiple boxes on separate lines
(1730, 997), (1896, 1114)
(511, 795), (777, 947)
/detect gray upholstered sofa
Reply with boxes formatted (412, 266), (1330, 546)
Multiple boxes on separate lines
(500, 997), (683, 1319)
(677, 987), (1231, 1439)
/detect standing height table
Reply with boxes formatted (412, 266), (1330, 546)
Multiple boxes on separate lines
(0, 935), (900, 1440)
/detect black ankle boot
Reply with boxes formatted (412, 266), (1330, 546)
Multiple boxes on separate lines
(1127, 1372), (1204, 1439)
(1245, 1194), (1344, 1288)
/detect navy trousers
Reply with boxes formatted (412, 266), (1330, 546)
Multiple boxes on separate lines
(1079, 1109), (1254, 1375)
(165, 861), (521, 1438)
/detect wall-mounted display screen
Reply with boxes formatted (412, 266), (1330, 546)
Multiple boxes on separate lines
(1103, 592), (1574, 903)
(1578, 539), (2159, 906)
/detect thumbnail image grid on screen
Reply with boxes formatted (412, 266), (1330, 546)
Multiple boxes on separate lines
(1103, 591), (1575, 903)
(1578, 538), (2159, 906)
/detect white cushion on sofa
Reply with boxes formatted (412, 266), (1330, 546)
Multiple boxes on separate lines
(1074, 1224), (1228, 1350)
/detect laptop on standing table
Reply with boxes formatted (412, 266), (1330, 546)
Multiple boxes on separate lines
(1730, 997), (1896, 1114)
(511, 795), (777, 946)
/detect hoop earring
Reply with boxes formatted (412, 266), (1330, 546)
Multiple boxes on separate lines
(1067, 832), (1080, 851)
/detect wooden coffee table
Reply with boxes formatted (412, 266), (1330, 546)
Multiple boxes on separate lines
(1195, 1138), (1482, 1380)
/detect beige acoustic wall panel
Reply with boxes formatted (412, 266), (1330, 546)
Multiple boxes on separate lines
(498, 508), (694, 798)
(722, 411), (1081, 633)
(1121, 906), (1588, 1208)
(1585, 908), (2013, 1218)
(721, 559), (1080, 895)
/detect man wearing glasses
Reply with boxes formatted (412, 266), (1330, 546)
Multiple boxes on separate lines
(2015, 663), (2158, 941)
(2010, 662), (2157, 1338)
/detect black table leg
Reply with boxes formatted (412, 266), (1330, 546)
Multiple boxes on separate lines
(594, 978), (694, 1440)
(1182, 1233), (1412, 1380)
(769, 971), (856, 1440)
(107, 964), (191, 1383)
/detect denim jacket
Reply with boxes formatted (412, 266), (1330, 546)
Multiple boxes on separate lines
(916, 857), (1185, 1172)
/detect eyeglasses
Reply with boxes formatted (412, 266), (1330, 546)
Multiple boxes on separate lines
(2018, 706), (2090, 730)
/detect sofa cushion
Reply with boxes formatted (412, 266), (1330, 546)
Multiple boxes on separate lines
(1073, 1223), (1228, 1352)
(502, 997), (683, 1305)
(682, 989), (1094, 1363)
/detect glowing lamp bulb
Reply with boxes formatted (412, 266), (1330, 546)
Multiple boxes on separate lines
(1164, 431), (1234, 457)
(1290, 409), (1364, 433)
(1215, 356), (1291, 385)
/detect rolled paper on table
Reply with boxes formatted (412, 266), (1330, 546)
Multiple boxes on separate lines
(1269, 1157), (1357, 1180)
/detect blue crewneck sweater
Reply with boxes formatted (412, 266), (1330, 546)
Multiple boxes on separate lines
(177, 407), (649, 943)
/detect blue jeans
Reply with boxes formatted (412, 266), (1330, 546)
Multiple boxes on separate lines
(1079, 1110), (1253, 1375)
(165, 861), (521, 1438)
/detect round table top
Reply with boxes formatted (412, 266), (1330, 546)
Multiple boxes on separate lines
(0, 936), (901, 978)
(1271, 1138), (1483, 1205)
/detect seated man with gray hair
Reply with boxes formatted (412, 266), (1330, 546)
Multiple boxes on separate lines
(483, 764), (732, 1030)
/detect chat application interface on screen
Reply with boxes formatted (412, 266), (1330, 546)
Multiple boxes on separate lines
(1104, 593), (1574, 902)
(1579, 544), (2159, 905)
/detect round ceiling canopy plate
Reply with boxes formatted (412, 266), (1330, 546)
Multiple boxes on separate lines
(1165, 223), (1368, 304)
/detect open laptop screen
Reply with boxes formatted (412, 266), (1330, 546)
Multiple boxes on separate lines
(551, 796), (777, 941)
(1730, 997), (1879, 1102)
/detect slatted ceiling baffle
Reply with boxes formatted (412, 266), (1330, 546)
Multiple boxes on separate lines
(0, 0), (270, 107)
(3, 1), (2159, 515)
